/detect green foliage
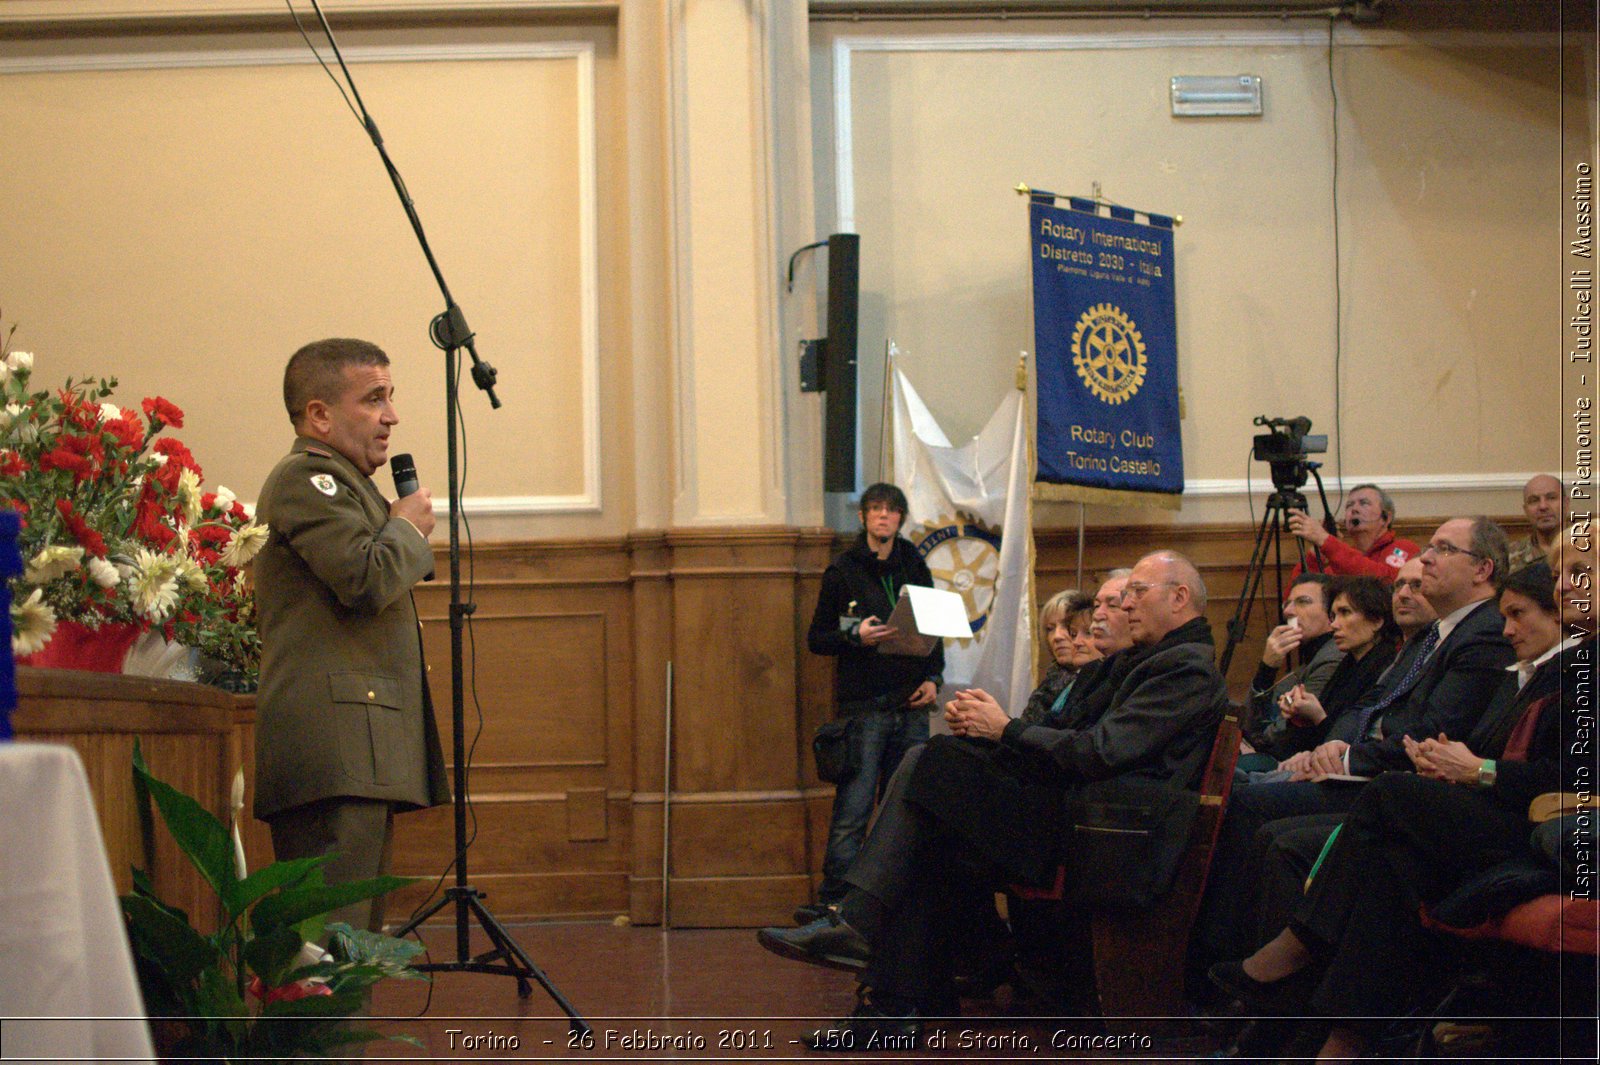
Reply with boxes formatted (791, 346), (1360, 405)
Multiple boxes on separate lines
(121, 742), (426, 1061)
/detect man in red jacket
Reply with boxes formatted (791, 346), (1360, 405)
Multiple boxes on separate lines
(1286, 482), (1418, 585)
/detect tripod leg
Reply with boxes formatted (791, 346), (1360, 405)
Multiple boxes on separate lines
(463, 894), (590, 1034)
(391, 890), (455, 941)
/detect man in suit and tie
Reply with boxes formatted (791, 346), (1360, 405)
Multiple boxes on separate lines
(1195, 517), (1515, 968)
(253, 338), (450, 932)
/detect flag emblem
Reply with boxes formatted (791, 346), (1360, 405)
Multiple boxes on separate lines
(1071, 302), (1147, 405)
(912, 512), (1003, 642)
(310, 474), (337, 497)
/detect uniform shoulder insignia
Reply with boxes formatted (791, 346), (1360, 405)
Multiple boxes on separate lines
(304, 444), (334, 459)
(310, 473), (338, 497)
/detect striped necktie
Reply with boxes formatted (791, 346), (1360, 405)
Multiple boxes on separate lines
(1352, 622), (1441, 741)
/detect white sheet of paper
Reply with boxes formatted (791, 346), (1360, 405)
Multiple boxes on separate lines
(904, 584), (974, 638)
(877, 585), (972, 656)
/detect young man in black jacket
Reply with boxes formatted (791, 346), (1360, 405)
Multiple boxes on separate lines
(803, 483), (943, 922)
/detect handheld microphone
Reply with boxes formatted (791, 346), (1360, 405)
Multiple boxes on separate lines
(391, 452), (420, 498)
(389, 453), (434, 581)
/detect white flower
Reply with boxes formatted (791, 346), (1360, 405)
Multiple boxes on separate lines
(87, 556), (121, 589)
(0, 363), (9, 387)
(3, 402), (35, 443)
(213, 485), (237, 510)
(242, 501), (256, 520)
(219, 520), (269, 569)
(11, 588), (57, 656)
(98, 402), (123, 422)
(25, 544), (84, 584)
(149, 452), (168, 467)
(129, 548), (181, 622)
(177, 468), (203, 527)
(5, 350), (32, 373)
(176, 553), (209, 593)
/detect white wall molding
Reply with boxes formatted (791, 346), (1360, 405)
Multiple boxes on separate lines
(1180, 471), (1552, 501)
(3, 38), (605, 516)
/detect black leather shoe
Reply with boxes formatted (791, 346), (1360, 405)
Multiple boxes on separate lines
(1206, 960), (1316, 1017)
(793, 901), (832, 925)
(803, 998), (921, 1052)
(757, 912), (870, 972)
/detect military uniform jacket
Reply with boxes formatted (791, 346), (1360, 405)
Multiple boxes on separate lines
(253, 437), (450, 819)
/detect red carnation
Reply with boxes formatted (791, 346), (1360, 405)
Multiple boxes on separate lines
(56, 499), (108, 557)
(141, 396), (185, 431)
(40, 446), (92, 477)
(152, 436), (200, 478)
(0, 450), (24, 477)
(103, 413), (144, 452)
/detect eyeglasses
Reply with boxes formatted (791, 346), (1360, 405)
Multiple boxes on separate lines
(1122, 580), (1179, 600)
(1285, 595), (1320, 608)
(1421, 541), (1482, 560)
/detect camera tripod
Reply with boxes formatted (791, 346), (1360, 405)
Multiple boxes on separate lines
(1219, 465), (1337, 675)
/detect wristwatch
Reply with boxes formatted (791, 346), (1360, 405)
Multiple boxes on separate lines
(1476, 759), (1497, 789)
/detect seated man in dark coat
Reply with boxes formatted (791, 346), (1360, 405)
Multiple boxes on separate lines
(756, 550), (1228, 1047)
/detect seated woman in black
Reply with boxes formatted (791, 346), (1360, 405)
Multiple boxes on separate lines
(1253, 576), (1399, 763)
(1210, 550), (1588, 1062)
(1017, 589), (1099, 726)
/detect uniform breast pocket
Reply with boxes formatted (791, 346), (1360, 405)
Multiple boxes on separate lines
(329, 671), (409, 786)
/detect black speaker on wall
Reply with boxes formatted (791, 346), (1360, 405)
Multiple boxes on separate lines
(822, 233), (859, 493)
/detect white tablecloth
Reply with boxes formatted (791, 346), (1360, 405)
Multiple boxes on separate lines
(0, 743), (155, 1063)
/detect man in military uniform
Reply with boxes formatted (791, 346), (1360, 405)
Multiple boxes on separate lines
(253, 337), (449, 932)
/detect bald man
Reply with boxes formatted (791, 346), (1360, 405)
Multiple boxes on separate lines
(1508, 474), (1563, 573)
(757, 551), (1228, 1048)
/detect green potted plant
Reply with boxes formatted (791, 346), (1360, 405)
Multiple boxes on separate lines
(122, 745), (426, 1060)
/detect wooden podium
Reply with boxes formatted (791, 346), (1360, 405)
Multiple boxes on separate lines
(11, 667), (272, 931)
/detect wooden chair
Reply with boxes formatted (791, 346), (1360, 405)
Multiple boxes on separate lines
(1008, 707), (1244, 1023)
(1088, 706), (1243, 1021)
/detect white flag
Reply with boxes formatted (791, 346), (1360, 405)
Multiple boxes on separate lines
(891, 357), (1034, 714)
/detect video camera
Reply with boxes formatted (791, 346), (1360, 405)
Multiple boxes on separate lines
(1252, 415), (1328, 496)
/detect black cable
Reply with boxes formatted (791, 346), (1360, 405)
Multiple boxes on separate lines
(283, 1), (362, 127)
(456, 351), (486, 859)
(1327, 17), (1346, 513)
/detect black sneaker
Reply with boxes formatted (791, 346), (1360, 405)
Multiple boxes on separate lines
(756, 911), (870, 972)
(793, 901), (832, 925)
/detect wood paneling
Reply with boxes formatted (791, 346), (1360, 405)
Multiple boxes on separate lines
(13, 669), (246, 932)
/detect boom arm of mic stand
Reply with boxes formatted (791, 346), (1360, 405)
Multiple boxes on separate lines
(430, 304), (501, 409)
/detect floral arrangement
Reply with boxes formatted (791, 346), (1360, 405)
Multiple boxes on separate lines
(1, 313), (267, 683)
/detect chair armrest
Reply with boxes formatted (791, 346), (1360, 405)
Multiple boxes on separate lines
(1528, 792), (1592, 823)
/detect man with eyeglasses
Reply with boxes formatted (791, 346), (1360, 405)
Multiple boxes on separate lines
(1284, 483), (1419, 585)
(756, 551), (1227, 1047)
(1193, 519), (1513, 972)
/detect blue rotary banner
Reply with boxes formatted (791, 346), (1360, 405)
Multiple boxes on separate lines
(1030, 195), (1182, 508)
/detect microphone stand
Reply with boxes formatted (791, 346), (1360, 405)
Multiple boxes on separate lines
(301, 1), (586, 1034)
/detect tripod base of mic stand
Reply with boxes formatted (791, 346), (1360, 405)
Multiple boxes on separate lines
(397, 885), (591, 1037)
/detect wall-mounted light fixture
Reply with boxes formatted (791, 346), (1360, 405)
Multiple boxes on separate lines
(1170, 75), (1263, 117)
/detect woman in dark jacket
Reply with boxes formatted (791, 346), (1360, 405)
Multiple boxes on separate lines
(1251, 576), (1398, 762)
(1211, 549), (1591, 1062)
(1018, 589), (1099, 726)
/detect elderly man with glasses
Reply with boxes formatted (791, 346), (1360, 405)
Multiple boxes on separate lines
(755, 551), (1228, 1047)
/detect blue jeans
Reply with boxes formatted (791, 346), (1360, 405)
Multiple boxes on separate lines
(818, 707), (929, 904)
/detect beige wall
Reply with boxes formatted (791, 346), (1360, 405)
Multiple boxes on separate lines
(812, 14), (1580, 526)
(1, 16), (632, 538)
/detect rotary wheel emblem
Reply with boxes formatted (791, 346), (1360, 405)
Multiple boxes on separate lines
(1071, 302), (1147, 405)
(911, 513), (1003, 642)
